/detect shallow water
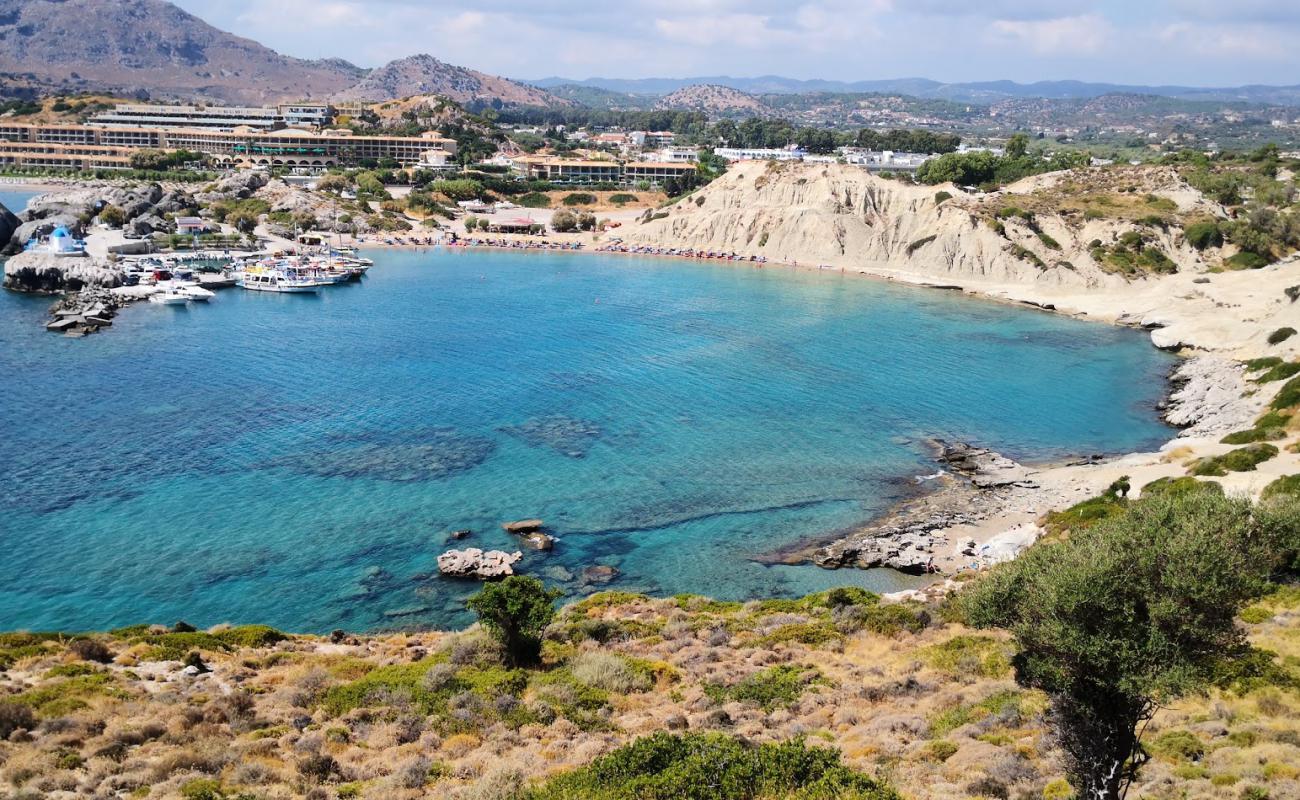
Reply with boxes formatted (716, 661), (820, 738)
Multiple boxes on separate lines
(0, 188), (40, 215)
(0, 248), (1176, 632)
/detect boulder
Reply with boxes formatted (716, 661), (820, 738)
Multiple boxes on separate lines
(129, 215), (170, 237)
(580, 565), (619, 584)
(523, 532), (555, 551)
(502, 519), (544, 534)
(437, 548), (522, 579)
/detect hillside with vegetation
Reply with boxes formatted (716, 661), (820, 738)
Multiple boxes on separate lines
(0, 485), (1297, 800)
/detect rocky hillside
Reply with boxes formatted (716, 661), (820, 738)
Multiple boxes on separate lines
(654, 84), (769, 114)
(331, 55), (566, 108)
(0, 0), (365, 104)
(0, 587), (1296, 799)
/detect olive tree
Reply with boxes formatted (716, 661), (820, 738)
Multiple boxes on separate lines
(963, 492), (1295, 800)
(466, 576), (561, 667)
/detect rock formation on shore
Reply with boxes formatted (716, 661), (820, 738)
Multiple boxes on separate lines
(4, 183), (202, 255)
(2, 251), (124, 293)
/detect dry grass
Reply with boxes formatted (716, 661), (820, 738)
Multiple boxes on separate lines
(0, 593), (1296, 799)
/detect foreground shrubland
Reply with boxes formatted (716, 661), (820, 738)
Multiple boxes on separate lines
(1, 493), (1299, 800)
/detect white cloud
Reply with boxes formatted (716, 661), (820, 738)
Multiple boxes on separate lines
(987, 14), (1112, 56)
(1157, 22), (1290, 60)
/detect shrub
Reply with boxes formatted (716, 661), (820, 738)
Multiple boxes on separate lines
(1273, 376), (1300, 410)
(703, 665), (823, 711)
(569, 652), (652, 694)
(906, 235), (937, 255)
(928, 689), (1033, 738)
(1267, 327), (1296, 345)
(608, 193), (637, 206)
(1190, 444), (1279, 476)
(1226, 251), (1270, 270)
(922, 635), (1013, 679)
(934, 191), (952, 205)
(1038, 232), (1061, 250)
(1149, 729), (1204, 762)
(523, 732), (900, 800)
(1262, 474), (1300, 501)
(69, 638), (113, 663)
(1184, 220), (1224, 250)
(921, 739), (959, 762)
(467, 577), (561, 668)
(518, 192), (550, 208)
(562, 193), (597, 207)
(1141, 476), (1222, 499)
(0, 700), (36, 738)
(1257, 362), (1300, 383)
(1221, 428), (1284, 445)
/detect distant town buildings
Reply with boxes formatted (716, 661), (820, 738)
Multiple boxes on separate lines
(510, 154), (697, 187)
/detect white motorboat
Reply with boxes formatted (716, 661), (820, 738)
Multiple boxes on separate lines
(148, 290), (190, 306)
(179, 285), (216, 302)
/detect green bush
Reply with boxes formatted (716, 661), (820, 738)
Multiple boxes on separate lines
(906, 235), (937, 256)
(1246, 357), (1284, 372)
(608, 193), (638, 206)
(1038, 232), (1061, 250)
(934, 191), (953, 205)
(523, 732), (900, 800)
(928, 689), (1033, 738)
(1256, 363), (1300, 383)
(1140, 477), (1223, 499)
(1221, 428), (1285, 445)
(1225, 251), (1270, 270)
(1273, 376), (1300, 410)
(1148, 730), (1204, 762)
(1191, 444), (1279, 476)
(518, 192), (551, 208)
(1267, 327), (1297, 345)
(1184, 220), (1224, 250)
(704, 665), (823, 711)
(1262, 474), (1300, 501)
(562, 193), (598, 207)
(1043, 493), (1127, 535)
(922, 635), (1012, 679)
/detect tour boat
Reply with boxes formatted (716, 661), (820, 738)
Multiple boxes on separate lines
(237, 268), (319, 293)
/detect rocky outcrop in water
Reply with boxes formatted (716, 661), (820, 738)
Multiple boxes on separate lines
(437, 548), (522, 579)
(3, 251), (124, 293)
(935, 440), (1035, 489)
(44, 288), (125, 337)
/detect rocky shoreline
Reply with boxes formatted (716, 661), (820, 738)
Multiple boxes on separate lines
(797, 351), (1265, 578)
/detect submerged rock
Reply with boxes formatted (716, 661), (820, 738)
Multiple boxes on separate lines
(437, 548), (522, 579)
(269, 430), (495, 483)
(502, 519), (544, 534)
(500, 415), (602, 458)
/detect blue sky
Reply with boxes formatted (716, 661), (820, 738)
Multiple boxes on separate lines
(173, 0), (1300, 86)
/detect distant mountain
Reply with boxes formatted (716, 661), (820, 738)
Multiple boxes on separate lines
(0, 0), (566, 108)
(331, 54), (568, 108)
(530, 75), (1300, 107)
(0, 0), (365, 104)
(654, 85), (769, 115)
(545, 84), (656, 111)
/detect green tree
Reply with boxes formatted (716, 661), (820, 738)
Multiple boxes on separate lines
(963, 492), (1295, 800)
(99, 204), (126, 228)
(551, 209), (578, 233)
(1005, 133), (1030, 159)
(227, 210), (259, 235)
(466, 576), (561, 667)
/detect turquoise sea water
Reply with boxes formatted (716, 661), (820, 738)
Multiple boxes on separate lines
(0, 248), (1176, 633)
(0, 188), (40, 215)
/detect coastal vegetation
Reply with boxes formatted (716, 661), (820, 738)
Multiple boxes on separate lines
(964, 491), (1299, 800)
